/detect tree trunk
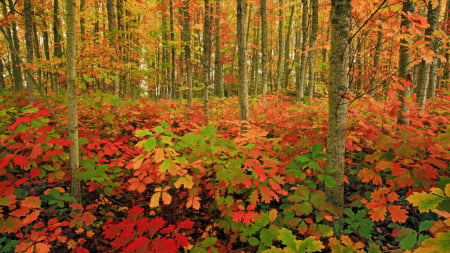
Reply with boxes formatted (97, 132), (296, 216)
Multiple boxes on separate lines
(0, 57), (4, 92)
(203, 0), (213, 119)
(416, 0), (441, 110)
(298, 0), (309, 102)
(260, 0), (268, 105)
(369, 28), (383, 96)
(282, 4), (295, 89)
(276, 0), (284, 91)
(295, 31), (303, 102)
(214, 0), (224, 98)
(24, 0), (34, 97)
(182, 0), (193, 107)
(427, 58), (438, 98)
(238, 0), (249, 133)
(169, 0), (176, 99)
(326, 0), (351, 224)
(307, 0), (318, 98)
(443, 0), (450, 85)
(397, 1), (415, 125)
(66, 0), (81, 205)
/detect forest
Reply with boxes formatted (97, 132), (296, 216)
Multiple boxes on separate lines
(0, 0), (449, 252)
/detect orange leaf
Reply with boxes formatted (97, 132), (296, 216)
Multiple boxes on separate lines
(186, 195), (201, 210)
(21, 196), (41, 209)
(388, 205), (408, 223)
(358, 168), (382, 185)
(150, 192), (161, 208)
(162, 192), (172, 205)
(386, 192), (399, 203)
(21, 210), (41, 226)
(154, 148), (165, 163)
(367, 202), (387, 221)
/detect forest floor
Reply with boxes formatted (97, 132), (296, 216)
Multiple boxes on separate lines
(0, 92), (449, 252)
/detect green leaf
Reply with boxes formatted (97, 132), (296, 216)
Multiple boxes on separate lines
(311, 143), (323, 157)
(200, 237), (217, 247)
(260, 228), (275, 247)
(201, 124), (216, 141)
(278, 228), (296, 250)
(399, 232), (417, 250)
(136, 129), (151, 137)
(298, 237), (324, 252)
(407, 190), (445, 212)
(324, 176), (337, 188)
(248, 237), (260, 246)
(144, 137), (157, 151)
(419, 220), (435, 232)
(243, 143), (255, 150)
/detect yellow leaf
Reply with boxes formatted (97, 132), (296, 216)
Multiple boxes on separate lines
(35, 242), (51, 253)
(75, 227), (84, 234)
(150, 192), (161, 208)
(86, 230), (95, 238)
(174, 175), (194, 189)
(162, 192), (172, 205)
(444, 184), (450, 197)
(269, 209), (278, 222)
(67, 240), (77, 250)
(154, 148), (165, 163)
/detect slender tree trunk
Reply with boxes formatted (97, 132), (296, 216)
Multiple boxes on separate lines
(203, 0), (213, 119)
(295, 31), (303, 102)
(298, 0), (309, 102)
(238, 0), (249, 132)
(261, 0), (268, 105)
(397, 1), (415, 125)
(107, 0), (120, 97)
(3, 0), (23, 92)
(80, 0), (86, 38)
(66, 0), (81, 205)
(282, 4), (295, 89)
(307, 0), (318, 98)
(369, 28), (383, 96)
(24, 0), (34, 97)
(326, 0), (351, 224)
(182, 0), (193, 106)
(416, 0), (441, 110)
(443, 0), (450, 86)
(251, 26), (260, 94)
(169, 0), (176, 99)
(427, 58), (438, 98)
(276, 0), (284, 91)
(53, 0), (63, 92)
(0, 57), (4, 92)
(214, 0), (224, 98)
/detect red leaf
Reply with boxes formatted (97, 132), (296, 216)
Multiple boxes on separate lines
(125, 237), (150, 252)
(48, 138), (73, 147)
(358, 168), (382, 185)
(13, 155), (29, 167)
(30, 169), (41, 178)
(8, 116), (30, 131)
(82, 212), (96, 226)
(177, 220), (194, 230)
(150, 238), (177, 253)
(15, 177), (29, 187)
(232, 211), (257, 225)
(367, 203), (387, 221)
(388, 205), (408, 223)
(128, 206), (144, 220)
(147, 217), (165, 237)
(175, 233), (190, 247)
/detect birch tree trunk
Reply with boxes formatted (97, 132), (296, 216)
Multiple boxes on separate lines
(326, 0), (351, 223)
(66, 0), (81, 204)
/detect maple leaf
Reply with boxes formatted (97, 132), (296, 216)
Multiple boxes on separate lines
(81, 212), (96, 226)
(30, 169), (41, 178)
(125, 237), (150, 252)
(147, 217), (166, 238)
(13, 155), (30, 167)
(175, 233), (190, 247)
(388, 205), (408, 223)
(232, 210), (257, 225)
(186, 195), (201, 210)
(174, 175), (194, 189)
(48, 138), (73, 147)
(177, 220), (194, 230)
(128, 206), (144, 220)
(21, 196), (42, 209)
(358, 168), (382, 185)
(150, 238), (177, 253)
(128, 178), (147, 193)
(21, 210), (41, 226)
(367, 202), (387, 222)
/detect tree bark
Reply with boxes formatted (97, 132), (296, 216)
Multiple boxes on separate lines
(66, 0), (81, 205)
(369, 28), (383, 96)
(214, 0), (224, 98)
(0, 57), (4, 92)
(24, 0), (34, 97)
(260, 0), (268, 105)
(203, 0), (213, 119)
(298, 0), (309, 102)
(397, 1), (415, 125)
(282, 4), (295, 89)
(306, 0), (318, 98)
(326, 0), (351, 224)
(238, 0), (249, 133)
(416, 0), (441, 110)
(181, 0), (193, 107)
(276, 0), (284, 91)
